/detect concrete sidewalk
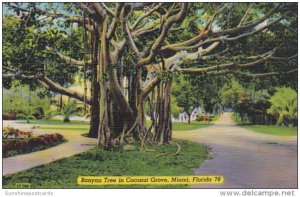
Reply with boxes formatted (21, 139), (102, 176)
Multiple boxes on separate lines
(3, 121), (97, 176)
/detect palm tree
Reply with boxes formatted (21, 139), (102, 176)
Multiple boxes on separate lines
(267, 87), (297, 127)
(59, 100), (80, 122)
(17, 105), (39, 123)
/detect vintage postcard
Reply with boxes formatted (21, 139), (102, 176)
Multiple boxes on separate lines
(1, 1), (298, 196)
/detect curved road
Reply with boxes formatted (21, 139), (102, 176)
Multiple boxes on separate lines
(3, 121), (97, 176)
(174, 113), (297, 188)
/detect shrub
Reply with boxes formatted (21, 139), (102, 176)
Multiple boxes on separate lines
(267, 87), (297, 127)
(3, 127), (66, 158)
(3, 127), (32, 139)
(59, 100), (80, 122)
(3, 113), (17, 120)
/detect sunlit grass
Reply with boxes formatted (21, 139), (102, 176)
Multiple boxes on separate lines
(3, 139), (209, 189)
(172, 121), (211, 131)
(243, 125), (297, 136)
(39, 125), (89, 130)
(231, 113), (297, 136)
(16, 119), (89, 126)
(22, 118), (216, 132)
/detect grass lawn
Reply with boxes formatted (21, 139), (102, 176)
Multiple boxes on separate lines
(39, 125), (89, 130)
(3, 139), (209, 189)
(212, 115), (220, 122)
(19, 118), (216, 132)
(14, 119), (89, 130)
(231, 113), (297, 136)
(16, 119), (89, 126)
(172, 121), (211, 131)
(243, 125), (297, 136)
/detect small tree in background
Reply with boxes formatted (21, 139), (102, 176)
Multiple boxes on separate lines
(267, 87), (297, 127)
(59, 100), (80, 122)
(16, 105), (38, 123)
(220, 79), (252, 122)
(3, 82), (53, 122)
(171, 95), (183, 119)
(172, 76), (203, 124)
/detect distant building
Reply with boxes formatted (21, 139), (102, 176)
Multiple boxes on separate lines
(172, 107), (203, 122)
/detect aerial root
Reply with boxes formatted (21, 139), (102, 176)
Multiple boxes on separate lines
(173, 142), (182, 156)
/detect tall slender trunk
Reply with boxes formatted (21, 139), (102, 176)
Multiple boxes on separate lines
(59, 94), (63, 110)
(187, 113), (191, 124)
(153, 80), (172, 144)
(88, 28), (100, 138)
(134, 97), (148, 144)
(88, 72), (100, 138)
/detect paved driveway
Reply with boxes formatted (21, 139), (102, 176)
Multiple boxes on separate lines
(174, 113), (297, 188)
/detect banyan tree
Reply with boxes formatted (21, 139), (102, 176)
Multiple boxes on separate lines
(3, 3), (297, 148)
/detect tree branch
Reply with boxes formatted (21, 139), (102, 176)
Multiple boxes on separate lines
(90, 3), (106, 19)
(160, 4), (282, 53)
(3, 68), (92, 105)
(136, 3), (189, 67)
(101, 3), (116, 17)
(165, 17), (282, 53)
(107, 3), (124, 39)
(238, 4), (253, 26)
(131, 3), (163, 30)
(36, 74), (92, 105)
(75, 3), (101, 22)
(141, 77), (161, 99)
(221, 17), (284, 41)
(124, 22), (141, 56)
(179, 49), (277, 74)
(209, 68), (298, 77)
(238, 68), (298, 77)
(211, 3), (282, 37)
(47, 47), (93, 66)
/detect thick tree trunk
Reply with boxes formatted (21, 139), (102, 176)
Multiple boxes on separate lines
(85, 18), (175, 147)
(97, 18), (111, 149)
(121, 68), (148, 144)
(108, 69), (134, 138)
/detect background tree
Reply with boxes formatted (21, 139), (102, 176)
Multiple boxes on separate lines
(220, 78), (271, 124)
(172, 76), (203, 124)
(267, 87), (297, 127)
(170, 95), (183, 119)
(59, 100), (80, 122)
(3, 81), (52, 121)
(16, 105), (38, 123)
(220, 79), (251, 122)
